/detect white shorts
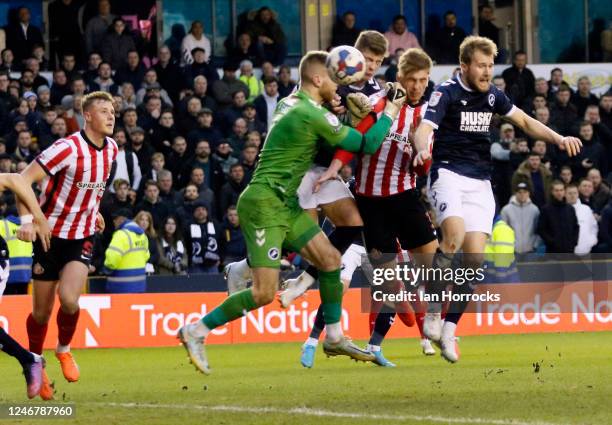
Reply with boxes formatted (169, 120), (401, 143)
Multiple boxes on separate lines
(428, 168), (495, 235)
(340, 244), (366, 283)
(0, 261), (9, 300)
(297, 166), (353, 210)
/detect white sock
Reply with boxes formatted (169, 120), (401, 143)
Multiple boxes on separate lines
(188, 321), (210, 339)
(442, 321), (457, 339)
(305, 337), (319, 347)
(368, 344), (381, 352)
(56, 344), (70, 354)
(296, 271), (315, 292)
(32, 353), (43, 363)
(427, 302), (442, 314)
(233, 259), (252, 280)
(325, 322), (343, 341)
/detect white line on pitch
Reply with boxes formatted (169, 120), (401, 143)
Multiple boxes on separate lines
(89, 402), (566, 425)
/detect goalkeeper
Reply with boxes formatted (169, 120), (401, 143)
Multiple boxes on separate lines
(178, 50), (407, 374)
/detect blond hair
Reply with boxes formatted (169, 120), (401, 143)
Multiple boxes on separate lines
(134, 210), (156, 238)
(459, 36), (498, 65)
(397, 48), (433, 78)
(298, 50), (328, 83)
(81, 91), (114, 111)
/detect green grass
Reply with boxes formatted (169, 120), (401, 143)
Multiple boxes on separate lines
(1, 332), (611, 425)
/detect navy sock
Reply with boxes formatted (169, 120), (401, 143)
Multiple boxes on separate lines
(368, 305), (395, 346)
(305, 226), (363, 279)
(445, 281), (474, 324)
(308, 305), (326, 340)
(0, 327), (34, 365)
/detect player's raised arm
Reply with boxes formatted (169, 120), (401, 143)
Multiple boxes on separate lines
(505, 107), (582, 156)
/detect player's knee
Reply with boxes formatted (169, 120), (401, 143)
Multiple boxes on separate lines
(319, 248), (341, 272)
(252, 289), (275, 306)
(32, 309), (51, 324)
(58, 295), (80, 314)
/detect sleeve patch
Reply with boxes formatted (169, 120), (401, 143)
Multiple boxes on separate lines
(325, 111), (340, 127)
(428, 91), (442, 107)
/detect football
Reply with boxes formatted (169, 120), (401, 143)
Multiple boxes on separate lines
(326, 45), (366, 85)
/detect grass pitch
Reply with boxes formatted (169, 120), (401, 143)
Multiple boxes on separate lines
(0, 332), (610, 425)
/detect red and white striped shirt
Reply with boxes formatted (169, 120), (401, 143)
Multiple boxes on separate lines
(36, 131), (118, 239)
(335, 98), (432, 197)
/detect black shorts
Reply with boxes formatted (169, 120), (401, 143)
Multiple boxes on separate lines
(32, 236), (94, 281)
(356, 189), (437, 254)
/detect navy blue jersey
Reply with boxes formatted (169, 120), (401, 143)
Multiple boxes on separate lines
(423, 75), (517, 180)
(314, 78), (384, 167)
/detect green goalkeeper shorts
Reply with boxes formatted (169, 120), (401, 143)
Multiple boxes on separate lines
(237, 184), (321, 268)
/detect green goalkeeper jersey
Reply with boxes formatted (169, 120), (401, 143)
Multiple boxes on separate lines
(249, 90), (351, 206)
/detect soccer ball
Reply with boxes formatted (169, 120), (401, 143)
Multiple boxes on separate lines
(326, 45), (366, 85)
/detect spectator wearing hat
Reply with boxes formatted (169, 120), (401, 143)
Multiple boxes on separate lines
(537, 181), (579, 253)
(501, 182), (541, 254)
(253, 75), (279, 131)
(101, 18), (136, 69)
(184, 202), (220, 273)
(187, 108), (223, 148)
(183, 47), (218, 88)
(512, 152), (553, 209)
(565, 183), (598, 255)
(36, 85), (51, 109)
(129, 126), (155, 177)
(212, 62), (249, 110)
(136, 69), (174, 107)
(242, 102), (266, 135)
(239, 60), (263, 102)
(212, 140), (239, 176)
(181, 21), (212, 65)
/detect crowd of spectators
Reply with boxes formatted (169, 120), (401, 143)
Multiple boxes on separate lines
(0, 3), (610, 282)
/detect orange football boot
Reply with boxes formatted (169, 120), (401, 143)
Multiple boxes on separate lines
(55, 352), (80, 382)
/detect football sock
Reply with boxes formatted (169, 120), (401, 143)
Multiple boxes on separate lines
(445, 280), (474, 324)
(305, 226), (362, 279)
(0, 327), (34, 365)
(415, 311), (426, 337)
(427, 248), (454, 313)
(305, 337), (319, 347)
(57, 308), (80, 347)
(318, 269), (343, 325)
(26, 313), (48, 355)
(368, 305), (395, 346)
(232, 258), (252, 280)
(202, 289), (257, 330)
(308, 306), (326, 340)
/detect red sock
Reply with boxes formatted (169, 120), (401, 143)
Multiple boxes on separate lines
(57, 308), (80, 347)
(26, 313), (48, 355)
(415, 312), (425, 337)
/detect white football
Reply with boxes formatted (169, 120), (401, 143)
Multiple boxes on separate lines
(326, 45), (366, 85)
